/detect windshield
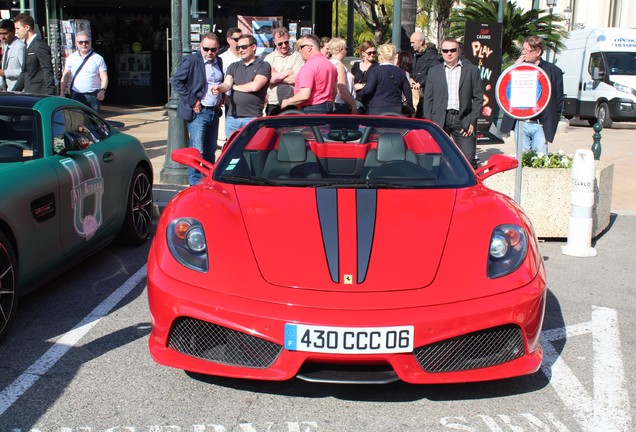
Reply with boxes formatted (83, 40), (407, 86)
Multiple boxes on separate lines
(214, 116), (476, 189)
(606, 52), (636, 75)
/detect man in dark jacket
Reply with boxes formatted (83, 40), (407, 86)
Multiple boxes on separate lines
(12, 13), (54, 95)
(423, 38), (484, 169)
(410, 31), (440, 118)
(500, 36), (564, 154)
(172, 33), (224, 185)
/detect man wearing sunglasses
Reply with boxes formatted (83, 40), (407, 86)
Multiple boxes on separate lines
(172, 33), (224, 185)
(219, 27), (242, 74)
(410, 31), (440, 118)
(280, 34), (337, 114)
(212, 34), (271, 137)
(263, 27), (303, 115)
(422, 37), (483, 169)
(59, 31), (108, 112)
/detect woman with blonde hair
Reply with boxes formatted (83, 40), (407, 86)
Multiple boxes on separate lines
(329, 37), (357, 114)
(357, 43), (412, 116)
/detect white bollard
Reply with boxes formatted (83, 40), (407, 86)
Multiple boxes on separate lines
(562, 149), (597, 257)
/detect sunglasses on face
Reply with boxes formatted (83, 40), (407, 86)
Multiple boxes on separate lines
(230, 37), (241, 42)
(365, 51), (376, 55)
(442, 48), (458, 53)
(299, 44), (311, 50)
(201, 46), (218, 53)
(77, 40), (91, 45)
(277, 40), (290, 47)
(237, 44), (252, 51)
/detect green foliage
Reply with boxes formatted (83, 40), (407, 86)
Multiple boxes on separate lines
(521, 150), (573, 169)
(447, 0), (567, 65)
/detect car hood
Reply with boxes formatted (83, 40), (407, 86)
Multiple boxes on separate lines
(236, 187), (456, 292)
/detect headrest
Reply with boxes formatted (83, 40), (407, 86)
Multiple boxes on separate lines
(377, 133), (406, 162)
(278, 133), (308, 162)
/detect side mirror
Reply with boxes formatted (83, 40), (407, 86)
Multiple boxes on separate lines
(59, 131), (91, 155)
(475, 154), (518, 181)
(592, 67), (605, 81)
(171, 148), (215, 177)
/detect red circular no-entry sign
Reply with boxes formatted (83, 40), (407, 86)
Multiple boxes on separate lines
(495, 63), (552, 120)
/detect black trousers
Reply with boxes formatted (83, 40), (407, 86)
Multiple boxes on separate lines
(444, 111), (478, 168)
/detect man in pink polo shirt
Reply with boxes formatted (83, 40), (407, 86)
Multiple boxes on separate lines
(281, 34), (337, 114)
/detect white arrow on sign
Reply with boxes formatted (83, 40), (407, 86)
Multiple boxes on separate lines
(541, 306), (631, 432)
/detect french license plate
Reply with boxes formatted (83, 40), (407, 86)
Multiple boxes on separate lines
(284, 323), (414, 354)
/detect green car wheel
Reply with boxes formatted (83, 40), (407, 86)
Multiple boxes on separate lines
(0, 231), (17, 342)
(117, 166), (153, 246)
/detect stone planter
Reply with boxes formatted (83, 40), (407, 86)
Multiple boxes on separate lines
(483, 161), (614, 238)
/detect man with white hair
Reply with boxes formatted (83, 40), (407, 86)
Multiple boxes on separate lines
(59, 31), (108, 112)
(410, 31), (440, 118)
(280, 34), (336, 114)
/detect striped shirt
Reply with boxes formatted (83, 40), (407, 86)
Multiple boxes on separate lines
(444, 60), (462, 111)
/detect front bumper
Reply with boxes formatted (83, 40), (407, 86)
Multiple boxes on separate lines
(147, 252), (547, 384)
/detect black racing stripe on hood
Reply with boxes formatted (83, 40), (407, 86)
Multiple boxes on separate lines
(316, 189), (339, 283)
(356, 189), (377, 283)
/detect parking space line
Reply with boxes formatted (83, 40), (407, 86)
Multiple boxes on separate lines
(0, 265), (147, 416)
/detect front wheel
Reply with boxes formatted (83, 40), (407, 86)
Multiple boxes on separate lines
(0, 231), (18, 342)
(595, 102), (613, 128)
(117, 166), (153, 246)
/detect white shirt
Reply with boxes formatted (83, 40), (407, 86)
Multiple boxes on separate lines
(219, 49), (241, 74)
(64, 50), (107, 93)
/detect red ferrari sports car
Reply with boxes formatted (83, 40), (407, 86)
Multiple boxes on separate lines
(147, 115), (546, 384)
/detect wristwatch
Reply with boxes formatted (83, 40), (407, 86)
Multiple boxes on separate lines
(100, 88), (107, 92)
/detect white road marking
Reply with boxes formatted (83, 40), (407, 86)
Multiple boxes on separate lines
(0, 264), (147, 416)
(541, 306), (631, 432)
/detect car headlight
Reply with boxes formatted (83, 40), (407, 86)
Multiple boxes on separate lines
(167, 218), (208, 272)
(488, 224), (528, 278)
(612, 82), (636, 97)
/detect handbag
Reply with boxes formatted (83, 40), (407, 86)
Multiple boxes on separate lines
(389, 72), (415, 116)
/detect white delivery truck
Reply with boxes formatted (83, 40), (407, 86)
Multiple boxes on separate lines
(556, 27), (636, 127)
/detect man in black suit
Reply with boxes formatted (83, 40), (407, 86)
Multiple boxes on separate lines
(423, 38), (483, 168)
(12, 13), (54, 95)
(500, 36), (564, 154)
(172, 33), (224, 185)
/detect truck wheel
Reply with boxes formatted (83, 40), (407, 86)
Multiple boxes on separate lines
(596, 102), (613, 128)
(0, 231), (18, 342)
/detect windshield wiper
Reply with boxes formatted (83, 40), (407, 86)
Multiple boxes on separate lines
(219, 175), (279, 185)
(312, 179), (409, 189)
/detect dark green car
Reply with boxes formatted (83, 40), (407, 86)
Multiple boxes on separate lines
(0, 93), (153, 341)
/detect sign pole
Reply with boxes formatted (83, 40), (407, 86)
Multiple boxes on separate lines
(514, 120), (524, 203)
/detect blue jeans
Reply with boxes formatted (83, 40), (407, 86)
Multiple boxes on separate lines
(72, 91), (100, 112)
(225, 116), (255, 140)
(187, 107), (220, 185)
(519, 121), (548, 154)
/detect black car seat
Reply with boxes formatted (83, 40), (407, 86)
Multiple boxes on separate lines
(261, 132), (322, 179)
(362, 132), (417, 176)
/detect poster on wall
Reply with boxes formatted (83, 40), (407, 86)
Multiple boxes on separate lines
(463, 20), (503, 145)
(237, 15), (282, 57)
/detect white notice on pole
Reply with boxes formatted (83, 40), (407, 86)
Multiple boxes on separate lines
(510, 70), (538, 108)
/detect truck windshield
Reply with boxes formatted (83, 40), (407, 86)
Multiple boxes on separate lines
(606, 52), (636, 75)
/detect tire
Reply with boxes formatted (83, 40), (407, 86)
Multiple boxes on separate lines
(117, 166), (153, 246)
(596, 102), (613, 128)
(0, 231), (18, 343)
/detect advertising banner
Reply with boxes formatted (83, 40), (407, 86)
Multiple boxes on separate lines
(463, 21), (503, 144)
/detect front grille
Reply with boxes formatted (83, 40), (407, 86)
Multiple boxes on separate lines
(414, 324), (525, 373)
(168, 317), (283, 368)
